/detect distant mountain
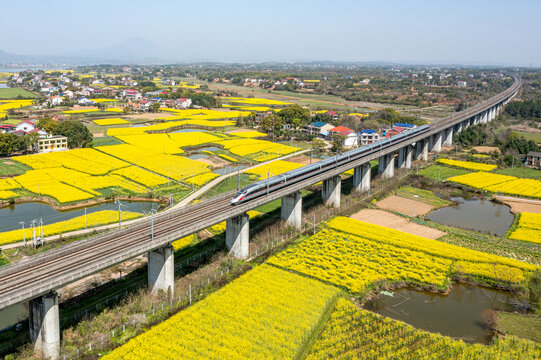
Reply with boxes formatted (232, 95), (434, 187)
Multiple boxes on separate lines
(0, 37), (175, 66)
(67, 37), (173, 63)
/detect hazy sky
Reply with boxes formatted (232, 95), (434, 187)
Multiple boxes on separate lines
(2, 0), (540, 66)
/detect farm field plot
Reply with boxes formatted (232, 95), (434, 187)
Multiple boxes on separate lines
(245, 160), (304, 180)
(417, 164), (471, 180)
(496, 196), (541, 214)
(394, 185), (452, 207)
(98, 144), (216, 185)
(0, 210), (141, 246)
(375, 195), (437, 217)
(496, 167), (541, 181)
(115, 132), (224, 154)
(156, 108), (249, 121)
(268, 217), (537, 293)
(102, 264), (339, 360)
(437, 158), (497, 171)
(351, 209), (446, 239)
(106, 119), (236, 136)
(220, 97), (292, 105)
(449, 172), (541, 199)
(508, 212), (541, 244)
(0, 88), (38, 99)
(217, 138), (300, 162)
(93, 118), (129, 126)
(229, 130), (268, 138)
(0, 99), (35, 117)
(306, 298), (541, 360)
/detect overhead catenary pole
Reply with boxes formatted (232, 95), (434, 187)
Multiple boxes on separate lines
(19, 221), (26, 247)
(115, 198), (122, 230)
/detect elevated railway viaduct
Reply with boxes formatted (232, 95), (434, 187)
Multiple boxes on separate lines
(0, 77), (521, 359)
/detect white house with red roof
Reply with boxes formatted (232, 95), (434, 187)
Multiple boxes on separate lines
(15, 120), (36, 133)
(121, 89), (141, 99)
(175, 97), (192, 109)
(50, 96), (63, 106)
(329, 126), (359, 147)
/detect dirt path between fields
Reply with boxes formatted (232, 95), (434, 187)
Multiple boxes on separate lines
(376, 195), (435, 217)
(494, 195), (541, 214)
(350, 209), (446, 239)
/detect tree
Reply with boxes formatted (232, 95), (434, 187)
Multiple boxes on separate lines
(55, 120), (93, 148)
(312, 138), (325, 157)
(37, 117), (59, 134)
(313, 112), (333, 124)
(150, 103), (160, 113)
(330, 133), (346, 154)
(278, 105), (310, 127)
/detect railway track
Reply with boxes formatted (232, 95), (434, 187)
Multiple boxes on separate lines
(0, 77), (521, 310)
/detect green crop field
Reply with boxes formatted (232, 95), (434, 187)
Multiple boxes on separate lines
(496, 167), (541, 180)
(0, 88), (38, 99)
(516, 131), (541, 144)
(417, 164), (471, 180)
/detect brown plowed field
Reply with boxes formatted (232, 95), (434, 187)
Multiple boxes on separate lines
(350, 209), (446, 239)
(376, 195), (435, 217)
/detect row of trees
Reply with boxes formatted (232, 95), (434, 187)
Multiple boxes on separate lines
(0, 132), (39, 156)
(505, 100), (541, 120)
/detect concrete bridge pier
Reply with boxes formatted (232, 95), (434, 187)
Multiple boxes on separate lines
(281, 191), (302, 228)
(443, 128), (453, 147)
(456, 122), (463, 134)
(29, 291), (60, 360)
(378, 153), (394, 179)
(482, 111), (488, 124)
(397, 145), (412, 169)
(432, 132), (442, 153)
(414, 139), (428, 161)
(148, 244), (175, 297)
(322, 175), (341, 208)
(226, 213), (249, 259)
(352, 163), (371, 192)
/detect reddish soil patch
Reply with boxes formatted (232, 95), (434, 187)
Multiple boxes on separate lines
(473, 146), (500, 154)
(376, 195), (435, 217)
(287, 155), (314, 165)
(495, 196), (541, 214)
(350, 209), (446, 239)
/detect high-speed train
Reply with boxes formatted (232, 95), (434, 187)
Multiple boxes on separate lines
(231, 124), (430, 205)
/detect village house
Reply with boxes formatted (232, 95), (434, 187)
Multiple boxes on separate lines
(35, 135), (68, 153)
(50, 96), (63, 106)
(303, 121), (334, 137)
(15, 120), (36, 133)
(0, 124), (15, 134)
(360, 129), (380, 145)
(526, 151), (541, 169)
(329, 126), (358, 147)
(175, 97), (192, 109)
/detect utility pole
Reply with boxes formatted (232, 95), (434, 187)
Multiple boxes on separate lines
(30, 219), (36, 247)
(149, 209), (157, 241)
(19, 221), (26, 247)
(115, 198), (122, 230)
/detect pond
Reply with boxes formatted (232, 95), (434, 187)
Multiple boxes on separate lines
(198, 147), (220, 152)
(365, 284), (515, 344)
(0, 201), (157, 233)
(188, 154), (208, 160)
(426, 196), (514, 236)
(213, 165), (248, 175)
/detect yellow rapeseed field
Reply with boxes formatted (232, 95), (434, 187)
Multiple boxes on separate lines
(106, 119), (236, 136)
(437, 158), (497, 171)
(0, 210), (141, 246)
(102, 264), (339, 360)
(63, 109), (100, 114)
(93, 118), (129, 126)
(231, 130), (268, 138)
(508, 212), (541, 244)
(217, 138), (300, 162)
(220, 97), (292, 105)
(268, 217), (537, 292)
(0, 99), (35, 117)
(245, 160), (303, 180)
(448, 172), (541, 198)
(306, 298), (541, 360)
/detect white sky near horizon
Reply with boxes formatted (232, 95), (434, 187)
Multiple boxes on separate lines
(1, 0), (540, 66)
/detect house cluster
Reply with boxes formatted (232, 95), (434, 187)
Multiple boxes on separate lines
(303, 121), (417, 147)
(0, 120), (67, 153)
(526, 151), (541, 169)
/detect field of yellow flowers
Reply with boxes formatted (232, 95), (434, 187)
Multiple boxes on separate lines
(268, 217), (537, 292)
(102, 264), (339, 360)
(437, 158), (497, 171)
(93, 118), (129, 126)
(508, 212), (541, 244)
(0, 99), (35, 117)
(449, 172), (541, 198)
(306, 298), (541, 360)
(0, 210), (141, 246)
(106, 119), (236, 136)
(245, 160), (303, 180)
(217, 138), (300, 162)
(220, 97), (292, 106)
